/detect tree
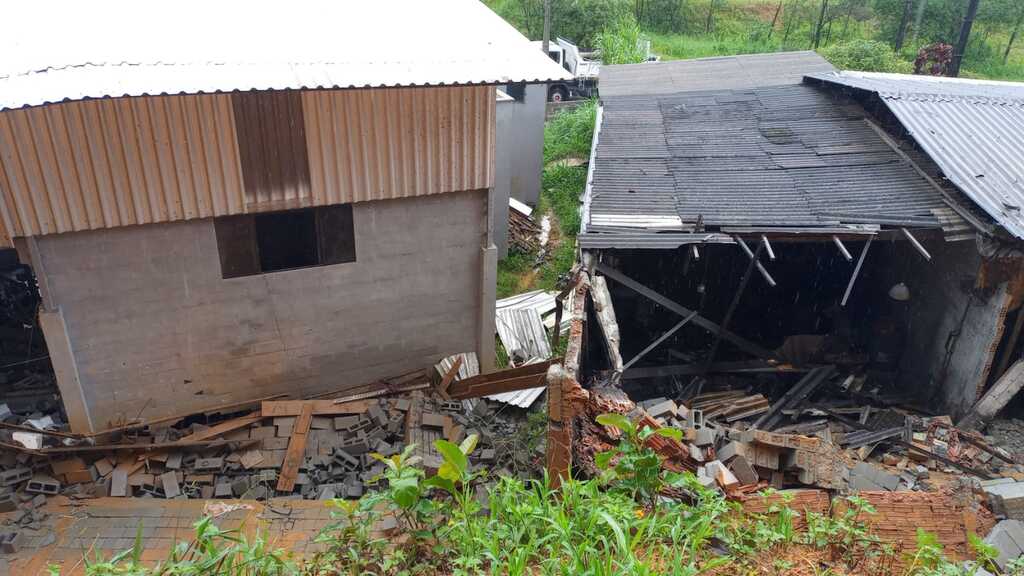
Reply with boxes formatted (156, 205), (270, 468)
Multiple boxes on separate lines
(493, 0), (633, 48)
(894, 0), (914, 51)
(1006, 11), (1024, 64)
(812, 0), (830, 48)
(949, 0), (981, 77)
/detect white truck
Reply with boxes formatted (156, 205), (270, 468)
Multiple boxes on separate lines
(532, 37), (600, 102)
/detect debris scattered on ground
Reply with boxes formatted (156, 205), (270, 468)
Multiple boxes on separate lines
(0, 362), (550, 549)
(508, 198), (541, 254)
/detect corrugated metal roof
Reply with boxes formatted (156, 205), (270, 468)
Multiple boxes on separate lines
(585, 70), (955, 247)
(496, 308), (553, 363)
(578, 232), (735, 249)
(0, 0), (571, 111)
(807, 71), (1024, 240)
(599, 51), (835, 99)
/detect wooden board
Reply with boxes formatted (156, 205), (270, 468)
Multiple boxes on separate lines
(276, 404), (314, 492)
(447, 359), (557, 399)
(175, 412), (263, 443)
(438, 356), (463, 399)
(261, 400), (370, 417)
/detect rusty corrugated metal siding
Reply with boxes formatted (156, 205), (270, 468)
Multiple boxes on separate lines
(232, 91), (312, 207)
(303, 86), (494, 205)
(0, 94), (246, 245)
(0, 85), (494, 247)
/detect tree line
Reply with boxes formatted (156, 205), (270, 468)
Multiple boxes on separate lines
(492, 0), (1024, 68)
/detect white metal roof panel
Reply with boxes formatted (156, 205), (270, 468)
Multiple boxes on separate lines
(0, 0), (571, 111)
(808, 71), (1024, 239)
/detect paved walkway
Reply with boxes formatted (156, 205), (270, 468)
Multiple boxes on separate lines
(0, 497), (337, 575)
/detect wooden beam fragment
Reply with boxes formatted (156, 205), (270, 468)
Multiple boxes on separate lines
(438, 355), (464, 399)
(841, 236), (873, 307)
(901, 228), (933, 261)
(735, 236), (777, 287)
(262, 400), (370, 417)
(832, 236), (853, 261)
(174, 412), (263, 444)
(277, 404), (314, 492)
(595, 263), (774, 360)
(447, 359), (558, 399)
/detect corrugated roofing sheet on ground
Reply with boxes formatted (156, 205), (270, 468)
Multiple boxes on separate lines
(0, 0), (571, 111)
(586, 81), (950, 244)
(807, 71), (1024, 240)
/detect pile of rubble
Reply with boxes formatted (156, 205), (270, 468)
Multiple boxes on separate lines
(576, 364), (1024, 506)
(0, 361), (549, 552)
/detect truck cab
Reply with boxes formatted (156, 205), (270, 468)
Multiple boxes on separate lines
(531, 38), (599, 102)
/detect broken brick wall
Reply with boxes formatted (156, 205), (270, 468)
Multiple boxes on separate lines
(741, 489), (993, 568)
(30, 189), (488, 433)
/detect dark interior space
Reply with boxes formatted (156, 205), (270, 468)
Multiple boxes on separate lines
(255, 209), (319, 272)
(0, 249), (62, 423)
(598, 237), (945, 405)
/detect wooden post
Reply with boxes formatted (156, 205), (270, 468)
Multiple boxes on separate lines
(546, 366), (572, 489)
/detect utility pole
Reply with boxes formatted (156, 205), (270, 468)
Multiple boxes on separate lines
(949, 0), (981, 77)
(542, 0), (551, 54)
(894, 0), (914, 52)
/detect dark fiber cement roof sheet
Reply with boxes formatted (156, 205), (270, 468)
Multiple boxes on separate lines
(586, 55), (950, 243)
(807, 71), (1024, 240)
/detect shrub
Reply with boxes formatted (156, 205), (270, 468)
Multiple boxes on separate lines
(596, 18), (649, 65)
(820, 39), (913, 73)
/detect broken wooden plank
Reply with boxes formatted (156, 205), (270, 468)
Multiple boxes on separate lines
(624, 361), (812, 380)
(86, 394), (285, 438)
(175, 412), (262, 444)
(438, 355), (464, 399)
(753, 365), (836, 430)
(449, 373), (548, 400)
(959, 360), (1024, 430)
(596, 262), (774, 359)
(276, 404), (314, 492)
(263, 400), (370, 417)
(447, 359), (558, 399)
(33, 439), (256, 455)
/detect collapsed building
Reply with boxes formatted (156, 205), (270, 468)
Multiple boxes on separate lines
(539, 52), (1024, 553)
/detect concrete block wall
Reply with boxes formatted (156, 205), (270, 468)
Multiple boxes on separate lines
(33, 189), (488, 432)
(896, 238), (1010, 417)
(493, 84), (546, 259)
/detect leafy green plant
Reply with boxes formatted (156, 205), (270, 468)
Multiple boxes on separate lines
(423, 434), (486, 574)
(594, 412), (683, 505)
(820, 39), (913, 73)
(83, 517), (296, 576)
(597, 17), (649, 64)
(308, 498), (388, 575)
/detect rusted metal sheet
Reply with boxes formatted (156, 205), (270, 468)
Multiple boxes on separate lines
(303, 86), (495, 205)
(0, 85), (495, 247)
(232, 91), (311, 207)
(0, 94), (246, 245)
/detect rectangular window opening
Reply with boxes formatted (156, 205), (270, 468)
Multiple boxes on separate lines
(214, 205), (355, 279)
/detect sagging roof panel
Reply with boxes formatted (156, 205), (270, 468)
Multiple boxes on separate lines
(0, 0), (571, 111)
(806, 71), (1024, 240)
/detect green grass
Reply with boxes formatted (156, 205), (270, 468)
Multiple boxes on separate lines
(649, 31), (781, 60)
(497, 101), (596, 302)
(543, 100), (598, 165)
